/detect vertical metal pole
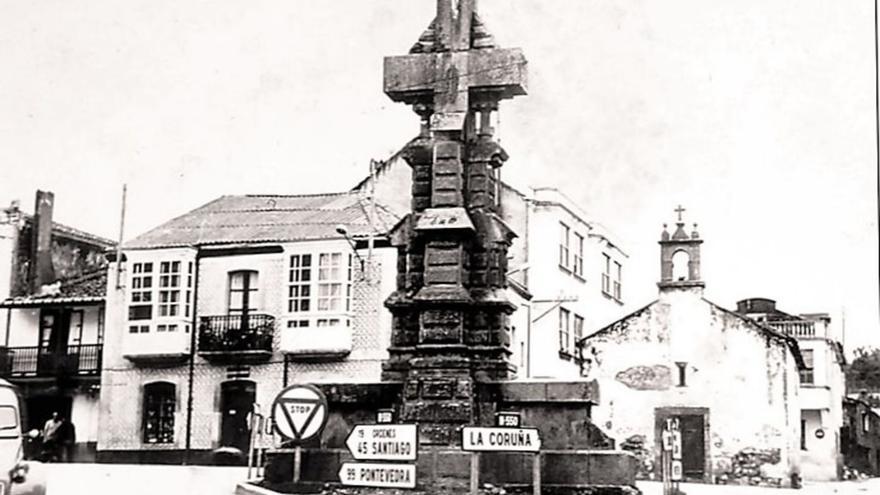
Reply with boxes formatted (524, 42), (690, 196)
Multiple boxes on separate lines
(247, 412), (256, 479)
(532, 452), (541, 495)
(115, 184), (126, 289)
(183, 249), (200, 465)
(469, 452), (480, 494)
(293, 445), (302, 483)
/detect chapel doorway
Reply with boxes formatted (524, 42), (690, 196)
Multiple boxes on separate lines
(655, 407), (709, 482)
(219, 380), (256, 454)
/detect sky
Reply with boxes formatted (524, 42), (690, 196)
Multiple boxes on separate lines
(0, 1), (877, 353)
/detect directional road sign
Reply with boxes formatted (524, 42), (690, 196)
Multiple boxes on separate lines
(339, 462), (417, 489)
(461, 426), (541, 452)
(271, 384), (328, 443)
(346, 424), (418, 461)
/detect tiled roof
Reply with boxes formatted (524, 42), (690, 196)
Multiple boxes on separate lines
(124, 192), (401, 250)
(17, 214), (117, 248)
(0, 270), (106, 308)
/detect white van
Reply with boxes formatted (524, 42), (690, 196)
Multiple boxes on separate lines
(0, 379), (45, 495)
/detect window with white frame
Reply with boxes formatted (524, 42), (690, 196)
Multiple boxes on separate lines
(601, 254), (611, 295)
(288, 254), (312, 312)
(800, 349), (814, 385)
(228, 270), (259, 315)
(158, 261), (181, 317)
(287, 252), (352, 327)
(127, 257), (194, 333)
(613, 261), (622, 301)
(317, 253), (349, 312)
(573, 232), (584, 278)
(129, 262), (154, 320)
(573, 314), (584, 343)
(559, 308), (571, 354)
(559, 223), (570, 269)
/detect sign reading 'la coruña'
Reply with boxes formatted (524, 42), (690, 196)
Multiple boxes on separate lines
(461, 426), (542, 452)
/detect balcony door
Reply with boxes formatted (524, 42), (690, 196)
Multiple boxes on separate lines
(37, 309), (82, 375)
(228, 271), (259, 331)
(219, 380), (256, 455)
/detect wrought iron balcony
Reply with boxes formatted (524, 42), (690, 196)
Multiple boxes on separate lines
(198, 314), (274, 361)
(0, 344), (103, 378)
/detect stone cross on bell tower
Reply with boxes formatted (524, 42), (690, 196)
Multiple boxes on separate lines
(381, 0), (528, 445)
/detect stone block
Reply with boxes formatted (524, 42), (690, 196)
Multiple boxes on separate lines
(421, 325), (462, 344)
(426, 247), (461, 266)
(421, 379), (456, 399)
(432, 191), (463, 208)
(434, 141), (461, 160)
(433, 175), (462, 191)
(404, 380), (420, 399)
(424, 265), (461, 284)
(404, 400), (472, 423)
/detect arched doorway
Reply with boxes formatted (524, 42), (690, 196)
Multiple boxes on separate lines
(219, 380), (256, 454)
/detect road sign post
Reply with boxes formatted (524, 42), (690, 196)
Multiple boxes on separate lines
(461, 425), (542, 495)
(339, 462), (417, 489)
(270, 384), (329, 485)
(341, 423), (418, 489)
(346, 424), (418, 462)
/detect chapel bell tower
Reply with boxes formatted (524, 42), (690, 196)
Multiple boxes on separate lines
(658, 205), (704, 290)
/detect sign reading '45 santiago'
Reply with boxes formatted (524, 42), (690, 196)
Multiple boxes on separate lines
(345, 424), (418, 461)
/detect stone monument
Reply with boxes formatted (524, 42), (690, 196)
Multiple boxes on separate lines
(381, 0), (527, 446)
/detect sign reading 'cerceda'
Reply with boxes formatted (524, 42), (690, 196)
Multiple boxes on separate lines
(461, 426), (542, 452)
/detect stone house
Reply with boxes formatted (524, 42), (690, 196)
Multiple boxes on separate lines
(0, 191), (116, 461)
(356, 152), (630, 380)
(97, 192), (400, 463)
(576, 214), (805, 487)
(736, 298), (846, 481)
(842, 395), (880, 476)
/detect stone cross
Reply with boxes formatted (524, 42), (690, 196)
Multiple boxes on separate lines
(675, 205), (686, 222)
(383, 0), (527, 133)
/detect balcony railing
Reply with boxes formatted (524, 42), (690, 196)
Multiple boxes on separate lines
(768, 320), (818, 339)
(0, 344), (103, 378)
(198, 314), (274, 356)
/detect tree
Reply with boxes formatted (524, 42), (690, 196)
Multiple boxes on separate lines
(845, 347), (880, 407)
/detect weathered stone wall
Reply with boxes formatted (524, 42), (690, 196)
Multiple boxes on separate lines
(582, 287), (801, 486)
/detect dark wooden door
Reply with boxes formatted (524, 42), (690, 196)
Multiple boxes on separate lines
(679, 414), (705, 480)
(219, 381), (256, 453)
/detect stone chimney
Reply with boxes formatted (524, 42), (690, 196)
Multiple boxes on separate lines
(28, 190), (55, 294)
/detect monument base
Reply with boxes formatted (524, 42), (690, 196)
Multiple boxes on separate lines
(257, 381), (637, 493)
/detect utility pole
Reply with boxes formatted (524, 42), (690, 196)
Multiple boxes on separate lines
(115, 184), (127, 289)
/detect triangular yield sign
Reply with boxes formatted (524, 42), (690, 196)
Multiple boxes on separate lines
(278, 398), (321, 440)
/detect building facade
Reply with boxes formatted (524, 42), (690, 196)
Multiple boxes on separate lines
(500, 187), (629, 379)
(842, 395), (880, 476)
(0, 191), (116, 461)
(357, 153), (630, 380)
(736, 298), (846, 481)
(577, 214), (804, 487)
(97, 193), (399, 463)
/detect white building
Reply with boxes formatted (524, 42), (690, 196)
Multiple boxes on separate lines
(97, 192), (400, 463)
(736, 298), (846, 481)
(501, 187), (629, 379)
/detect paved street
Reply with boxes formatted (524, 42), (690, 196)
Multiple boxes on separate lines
(21, 463), (880, 495)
